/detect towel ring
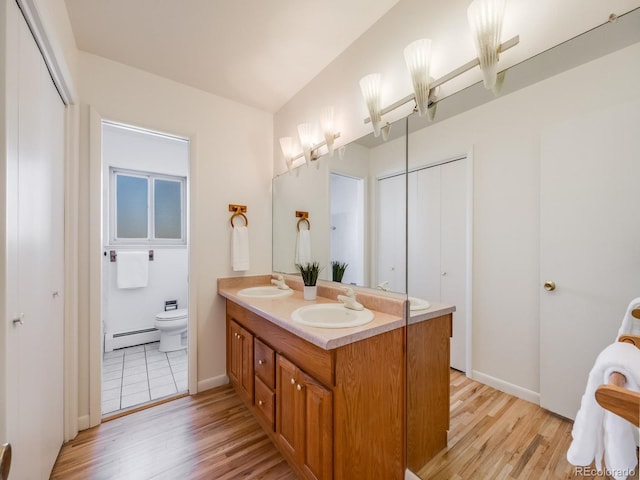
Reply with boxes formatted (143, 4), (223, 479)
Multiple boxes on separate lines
(230, 212), (248, 228)
(297, 217), (310, 231)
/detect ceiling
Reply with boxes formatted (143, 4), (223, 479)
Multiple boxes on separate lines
(63, 0), (402, 113)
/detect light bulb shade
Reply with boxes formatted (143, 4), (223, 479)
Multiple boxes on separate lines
(467, 0), (506, 90)
(320, 106), (336, 156)
(404, 39), (432, 117)
(297, 123), (315, 164)
(279, 136), (294, 171)
(359, 73), (382, 137)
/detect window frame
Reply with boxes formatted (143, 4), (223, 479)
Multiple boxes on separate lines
(110, 167), (187, 245)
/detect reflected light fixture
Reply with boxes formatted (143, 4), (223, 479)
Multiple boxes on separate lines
(320, 106), (336, 156)
(404, 38), (432, 117)
(359, 73), (383, 137)
(279, 136), (295, 172)
(467, 0), (506, 92)
(297, 123), (316, 164)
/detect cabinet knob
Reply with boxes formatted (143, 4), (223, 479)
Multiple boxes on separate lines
(258, 400), (264, 406)
(258, 359), (266, 365)
(296, 384), (303, 391)
(543, 281), (556, 291)
(290, 378), (296, 385)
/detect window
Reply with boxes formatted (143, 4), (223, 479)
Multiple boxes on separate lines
(110, 168), (186, 244)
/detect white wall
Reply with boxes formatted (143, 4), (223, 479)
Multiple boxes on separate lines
(77, 51), (273, 420)
(102, 124), (189, 339)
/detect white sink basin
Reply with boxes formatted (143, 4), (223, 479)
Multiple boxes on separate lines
(409, 297), (431, 311)
(292, 303), (374, 329)
(238, 286), (293, 299)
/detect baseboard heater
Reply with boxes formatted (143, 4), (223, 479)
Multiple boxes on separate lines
(104, 327), (160, 352)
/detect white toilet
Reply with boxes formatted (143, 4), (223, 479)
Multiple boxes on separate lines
(155, 308), (188, 352)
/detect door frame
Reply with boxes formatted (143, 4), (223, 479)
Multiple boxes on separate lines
(88, 109), (198, 427)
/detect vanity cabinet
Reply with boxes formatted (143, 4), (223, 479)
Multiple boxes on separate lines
(224, 297), (450, 480)
(276, 354), (333, 480)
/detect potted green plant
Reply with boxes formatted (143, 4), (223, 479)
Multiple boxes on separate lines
(296, 261), (321, 300)
(331, 261), (348, 283)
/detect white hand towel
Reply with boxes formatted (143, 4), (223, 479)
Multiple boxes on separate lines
(567, 342), (640, 479)
(617, 297), (640, 339)
(295, 229), (311, 266)
(117, 251), (149, 289)
(232, 225), (250, 271)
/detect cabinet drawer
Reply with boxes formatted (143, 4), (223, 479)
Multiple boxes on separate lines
(254, 376), (275, 430)
(254, 338), (275, 389)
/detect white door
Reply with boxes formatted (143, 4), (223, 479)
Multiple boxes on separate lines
(377, 174), (406, 292)
(6, 3), (65, 478)
(407, 159), (470, 372)
(540, 101), (640, 420)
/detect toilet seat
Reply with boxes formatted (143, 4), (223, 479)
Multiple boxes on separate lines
(156, 308), (188, 322)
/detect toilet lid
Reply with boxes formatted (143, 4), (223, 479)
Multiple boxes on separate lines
(156, 308), (188, 321)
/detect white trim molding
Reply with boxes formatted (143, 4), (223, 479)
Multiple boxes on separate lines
(470, 370), (540, 405)
(197, 374), (229, 393)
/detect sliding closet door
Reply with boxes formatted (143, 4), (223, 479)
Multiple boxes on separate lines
(540, 101), (640, 420)
(377, 174), (406, 292)
(5, 2), (65, 477)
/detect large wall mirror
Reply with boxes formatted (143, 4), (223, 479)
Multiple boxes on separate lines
(273, 118), (408, 293)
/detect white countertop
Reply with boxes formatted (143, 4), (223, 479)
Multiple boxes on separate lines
(218, 282), (455, 350)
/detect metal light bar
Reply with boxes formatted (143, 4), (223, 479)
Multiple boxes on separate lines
(290, 132), (342, 163)
(364, 35), (519, 124)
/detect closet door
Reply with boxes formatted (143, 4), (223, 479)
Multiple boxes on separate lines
(376, 174), (406, 292)
(540, 101), (640, 420)
(407, 159), (469, 372)
(5, 3), (65, 478)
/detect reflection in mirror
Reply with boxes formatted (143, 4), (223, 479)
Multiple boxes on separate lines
(272, 117), (407, 293)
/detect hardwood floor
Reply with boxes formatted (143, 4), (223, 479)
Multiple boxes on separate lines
(51, 371), (638, 480)
(418, 370), (638, 480)
(50, 385), (297, 480)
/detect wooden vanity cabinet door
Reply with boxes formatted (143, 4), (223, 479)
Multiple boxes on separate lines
(300, 370), (333, 480)
(227, 319), (254, 404)
(276, 354), (333, 480)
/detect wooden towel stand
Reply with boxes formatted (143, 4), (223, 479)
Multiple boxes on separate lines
(594, 334), (640, 426)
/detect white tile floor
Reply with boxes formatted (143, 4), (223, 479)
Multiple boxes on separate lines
(102, 342), (188, 416)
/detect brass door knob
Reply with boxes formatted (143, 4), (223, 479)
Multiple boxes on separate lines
(543, 281), (556, 291)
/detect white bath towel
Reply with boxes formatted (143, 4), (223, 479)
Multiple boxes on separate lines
(617, 297), (640, 339)
(232, 225), (250, 271)
(567, 342), (640, 479)
(117, 251), (149, 289)
(295, 229), (311, 266)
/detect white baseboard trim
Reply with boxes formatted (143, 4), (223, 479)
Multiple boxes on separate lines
(405, 468), (421, 480)
(470, 370), (540, 405)
(197, 374), (229, 392)
(78, 414), (90, 431)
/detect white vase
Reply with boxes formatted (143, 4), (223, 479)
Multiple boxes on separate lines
(303, 285), (317, 301)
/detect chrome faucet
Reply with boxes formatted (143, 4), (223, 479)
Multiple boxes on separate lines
(337, 287), (364, 311)
(271, 274), (290, 290)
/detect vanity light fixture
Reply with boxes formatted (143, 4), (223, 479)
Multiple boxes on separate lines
(467, 0), (506, 93)
(363, 0), (518, 133)
(320, 106), (337, 156)
(279, 114), (342, 170)
(297, 122), (316, 165)
(404, 38), (433, 118)
(279, 136), (295, 172)
(359, 73), (384, 137)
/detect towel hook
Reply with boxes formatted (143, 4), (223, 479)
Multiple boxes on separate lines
(229, 204), (248, 228)
(296, 211), (310, 231)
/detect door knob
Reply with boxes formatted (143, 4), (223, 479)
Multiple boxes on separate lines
(543, 281), (556, 291)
